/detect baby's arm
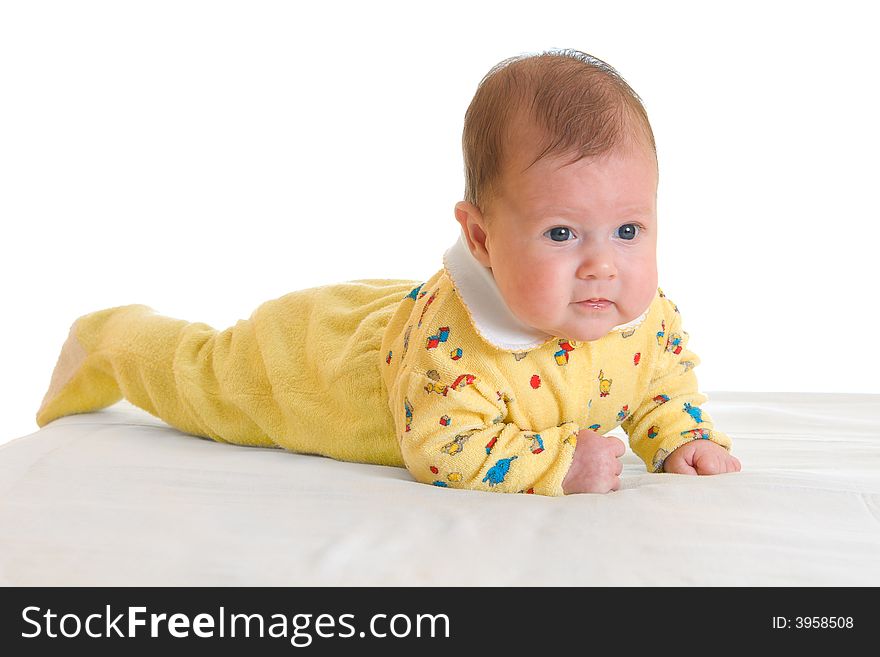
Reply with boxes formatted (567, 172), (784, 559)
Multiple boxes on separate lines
(390, 368), (580, 496)
(621, 296), (736, 474)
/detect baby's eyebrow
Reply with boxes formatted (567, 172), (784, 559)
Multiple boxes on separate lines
(530, 206), (655, 219)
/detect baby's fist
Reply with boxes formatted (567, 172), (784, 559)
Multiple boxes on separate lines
(662, 440), (741, 475)
(562, 429), (626, 494)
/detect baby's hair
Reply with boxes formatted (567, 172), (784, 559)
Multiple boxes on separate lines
(461, 48), (657, 224)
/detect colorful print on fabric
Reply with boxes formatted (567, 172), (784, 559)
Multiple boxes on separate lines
(554, 339), (576, 365)
(426, 326), (450, 350)
(483, 456), (518, 486)
(526, 433), (545, 454)
(424, 381), (448, 396)
(404, 397), (413, 432)
(430, 465), (463, 487)
(417, 290), (438, 328)
(403, 325), (412, 355)
(683, 402), (703, 423)
(598, 369), (612, 397)
(652, 448), (670, 473)
(681, 428), (711, 440)
(450, 374), (476, 391)
(424, 369), (448, 396)
(665, 331), (683, 355)
(442, 431), (477, 456)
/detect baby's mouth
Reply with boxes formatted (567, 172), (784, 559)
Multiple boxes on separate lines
(575, 298), (613, 310)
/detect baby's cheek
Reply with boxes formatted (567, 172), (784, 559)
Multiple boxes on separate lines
(622, 262), (658, 315)
(512, 270), (565, 323)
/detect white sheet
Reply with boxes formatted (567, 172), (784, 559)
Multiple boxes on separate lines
(1, 392), (878, 586)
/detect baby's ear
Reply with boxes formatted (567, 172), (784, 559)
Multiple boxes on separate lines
(454, 209), (493, 268)
(454, 201), (483, 230)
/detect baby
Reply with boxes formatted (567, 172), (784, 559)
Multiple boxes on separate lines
(36, 48), (740, 496)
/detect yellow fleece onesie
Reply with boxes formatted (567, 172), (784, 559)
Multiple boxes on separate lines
(36, 234), (732, 496)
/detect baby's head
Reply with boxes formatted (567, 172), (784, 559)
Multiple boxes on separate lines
(454, 49), (659, 342)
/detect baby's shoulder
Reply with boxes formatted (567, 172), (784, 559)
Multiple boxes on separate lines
(656, 287), (680, 315)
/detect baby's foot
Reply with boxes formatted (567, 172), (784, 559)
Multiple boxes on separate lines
(35, 306), (148, 426)
(36, 320), (90, 426)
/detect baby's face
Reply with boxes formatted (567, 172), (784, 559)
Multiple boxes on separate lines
(459, 142), (659, 342)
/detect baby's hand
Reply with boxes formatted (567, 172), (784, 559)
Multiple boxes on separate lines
(662, 440), (741, 475)
(562, 429), (625, 494)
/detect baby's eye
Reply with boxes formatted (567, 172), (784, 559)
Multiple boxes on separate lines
(616, 223), (640, 240)
(544, 226), (574, 242)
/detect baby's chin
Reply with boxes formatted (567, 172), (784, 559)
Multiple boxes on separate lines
(535, 317), (622, 342)
(539, 306), (642, 342)
(559, 322), (619, 342)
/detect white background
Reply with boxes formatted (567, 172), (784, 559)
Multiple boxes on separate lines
(2, 0), (878, 446)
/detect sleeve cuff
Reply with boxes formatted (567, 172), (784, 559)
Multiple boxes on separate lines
(648, 428), (733, 473)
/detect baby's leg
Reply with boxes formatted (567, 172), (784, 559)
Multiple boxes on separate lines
(36, 304), (277, 448)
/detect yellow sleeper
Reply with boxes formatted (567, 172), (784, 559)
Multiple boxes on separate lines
(37, 259), (730, 497)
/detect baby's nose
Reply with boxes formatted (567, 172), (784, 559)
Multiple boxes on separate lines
(576, 248), (617, 279)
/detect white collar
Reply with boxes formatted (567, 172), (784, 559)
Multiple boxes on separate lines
(441, 230), (649, 351)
